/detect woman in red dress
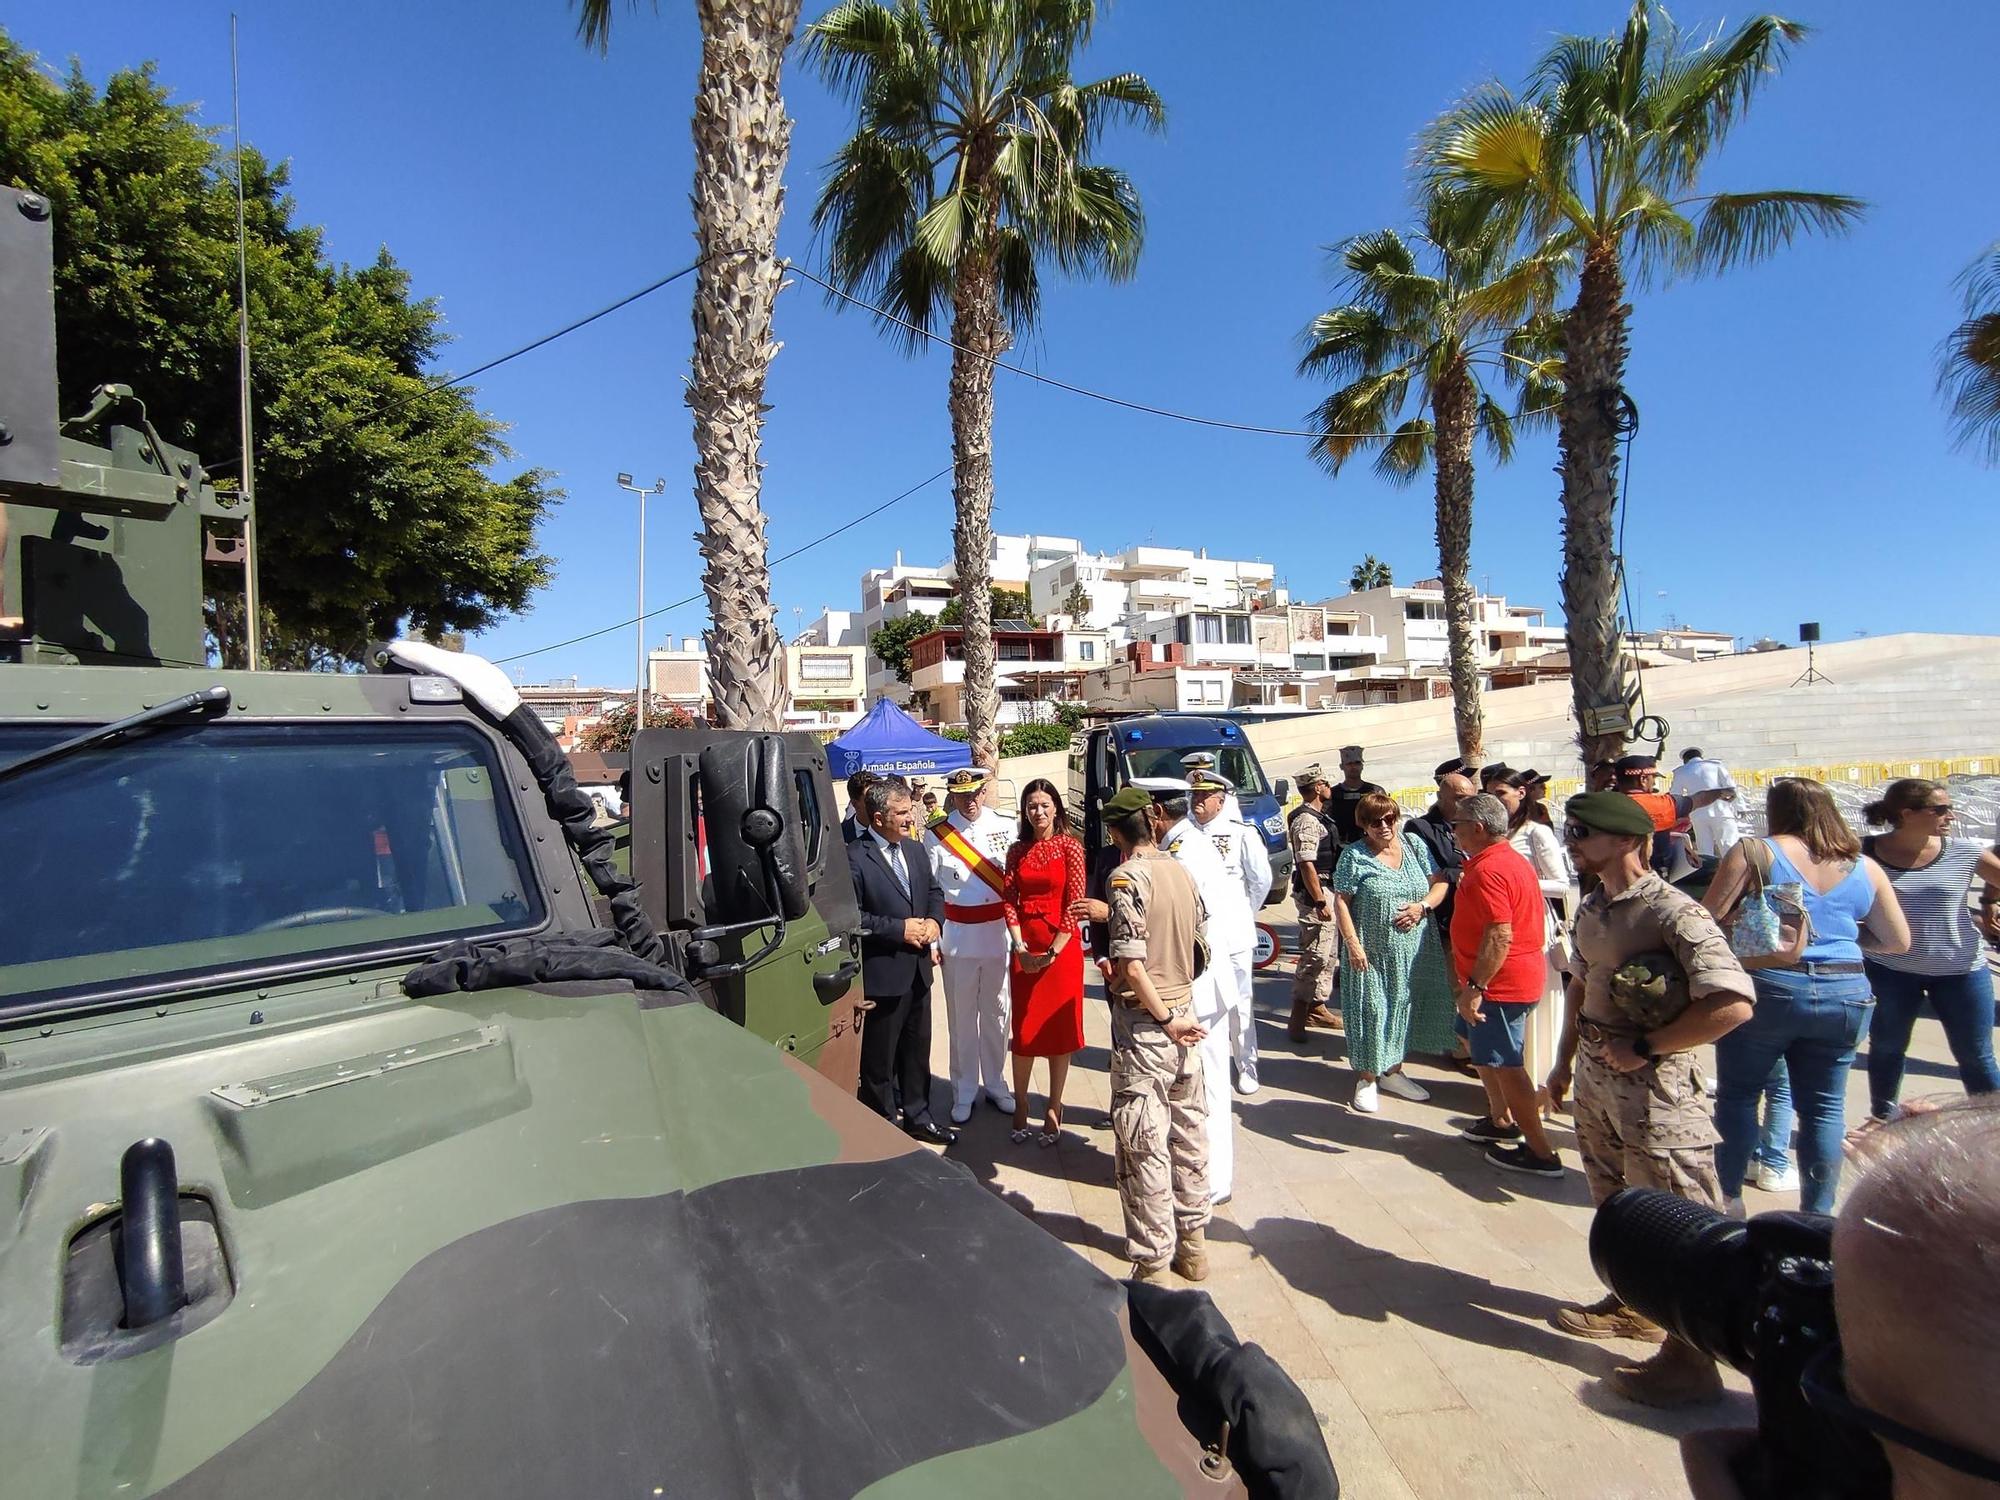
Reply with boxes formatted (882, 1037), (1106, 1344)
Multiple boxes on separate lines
(1003, 778), (1087, 1146)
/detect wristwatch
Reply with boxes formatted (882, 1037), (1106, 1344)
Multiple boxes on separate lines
(1630, 1033), (1655, 1062)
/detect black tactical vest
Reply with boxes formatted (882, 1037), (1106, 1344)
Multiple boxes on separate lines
(1290, 805), (1339, 901)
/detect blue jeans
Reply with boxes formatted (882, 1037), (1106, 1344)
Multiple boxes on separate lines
(1862, 961), (2000, 1116)
(1715, 969), (1874, 1214)
(1751, 1059), (1794, 1174)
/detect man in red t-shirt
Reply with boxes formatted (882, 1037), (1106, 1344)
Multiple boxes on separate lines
(1449, 793), (1562, 1177)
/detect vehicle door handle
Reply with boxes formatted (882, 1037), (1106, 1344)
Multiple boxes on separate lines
(814, 958), (860, 1005)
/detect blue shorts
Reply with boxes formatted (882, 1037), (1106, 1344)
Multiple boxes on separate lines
(1465, 1001), (1534, 1069)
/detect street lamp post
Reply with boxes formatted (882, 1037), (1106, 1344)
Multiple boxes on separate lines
(617, 473), (667, 734)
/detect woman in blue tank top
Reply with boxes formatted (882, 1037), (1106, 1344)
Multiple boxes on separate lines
(1702, 778), (1909, 1213)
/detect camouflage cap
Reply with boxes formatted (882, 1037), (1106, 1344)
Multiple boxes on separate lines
(1607, 949), (1692, 1031)
(1296, 762), (1327, 789)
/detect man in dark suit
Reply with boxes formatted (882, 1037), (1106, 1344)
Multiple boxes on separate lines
(840, 770), (879, 844)
(849, 774), (954, 1145)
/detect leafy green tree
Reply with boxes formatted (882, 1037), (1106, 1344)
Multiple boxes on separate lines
(578, 696), (700, 754)
(868, 611), (937, 683)
(1940, 241), (2000, 463)
(574, 0), (798, 728)
(1348, 555), (1393, 591)
(938, 586), (1034, 627)
(1424, 2), (1861, 762)
(1301, 190), (1563, 762)
(999, 721), (1068, 756)
(805, 0), (1163, 767)
(0, 34), (558, 667)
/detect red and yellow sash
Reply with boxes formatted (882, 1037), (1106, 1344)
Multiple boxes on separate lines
(935, 820), (1006, 903)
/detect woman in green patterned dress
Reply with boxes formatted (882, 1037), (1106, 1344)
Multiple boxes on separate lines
(1332, 791), (1455, 1113)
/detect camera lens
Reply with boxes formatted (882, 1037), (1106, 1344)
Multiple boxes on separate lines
(1589, 1188), (1756, 1371)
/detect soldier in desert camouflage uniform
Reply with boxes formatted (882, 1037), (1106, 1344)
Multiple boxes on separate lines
(1096, 785), (1212, 1284)
(1547, 791), (1756, 1408)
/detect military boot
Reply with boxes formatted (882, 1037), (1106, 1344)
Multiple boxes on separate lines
(1171, 1228), (1209, 1282)
(1287, 995), (1311, 1043)
(1553, 1292), (1667, 1343)
(1608, 1336), (1724, 1408)
(1129, 1259), (1173, 1285)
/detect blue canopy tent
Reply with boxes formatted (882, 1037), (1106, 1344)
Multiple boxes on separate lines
(827, 699), (973, 780)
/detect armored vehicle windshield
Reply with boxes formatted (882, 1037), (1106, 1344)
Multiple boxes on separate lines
(0, 718), (543, 1011)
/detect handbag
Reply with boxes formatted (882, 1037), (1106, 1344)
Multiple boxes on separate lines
(1728, 839), (1809, 960)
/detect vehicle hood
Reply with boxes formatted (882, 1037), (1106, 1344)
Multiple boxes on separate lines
(0, 982), (1217, 1498)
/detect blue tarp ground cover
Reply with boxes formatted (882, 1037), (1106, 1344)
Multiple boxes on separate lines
(827, 699), (973, 779)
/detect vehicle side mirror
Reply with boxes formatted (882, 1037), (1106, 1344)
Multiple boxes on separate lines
(698, 736), (810, 925)
(1274, 778), (1290, 803)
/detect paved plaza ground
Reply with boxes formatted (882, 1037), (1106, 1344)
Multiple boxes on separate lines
(924, 922), (1985, 1500)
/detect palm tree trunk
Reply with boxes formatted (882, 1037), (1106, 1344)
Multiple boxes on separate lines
(1558, 239), (1633, 770)
(1431, 358), (1484, 764)
(947, 248), (1009, 767)
(688, 0), (800, 731)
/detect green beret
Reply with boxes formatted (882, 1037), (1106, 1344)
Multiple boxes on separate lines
(1565, 791), (1657, 838)
(1102, 786), (1155, 818)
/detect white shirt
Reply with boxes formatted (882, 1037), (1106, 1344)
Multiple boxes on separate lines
(1508, 820), (1574, 900)
(867, 827), (914, 893)
(1191, 807), (1272, 952)
(1162, 815), (1230, 949)
(926, 806), (1016, 958)
(1669, 756), (1741, 859)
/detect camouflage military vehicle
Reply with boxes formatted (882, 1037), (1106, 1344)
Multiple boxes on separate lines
(0, 186), (1335, 1496)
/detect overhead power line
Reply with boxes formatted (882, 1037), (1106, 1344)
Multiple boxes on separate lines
(491, 464), (953, 664)
(783, 259), (1555, 440)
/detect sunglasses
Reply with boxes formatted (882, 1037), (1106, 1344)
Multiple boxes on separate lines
(1563, 822), (1593, 841)
(1364, 814), (1399, 827)
(1925, 803), (1955, 815)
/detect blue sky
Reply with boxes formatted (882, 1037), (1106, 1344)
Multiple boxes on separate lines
(12, 0), (1997, 687)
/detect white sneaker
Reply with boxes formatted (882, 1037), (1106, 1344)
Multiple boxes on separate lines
(1377, 1071), (1431, 1103)
(1233, 1060), (1259, 1097)
(949, 1100), (974, 1126)
(987, 1091), (1016, 1114)
(1352, 1079), (1380, 1114)
(1755, 1161), (1800, 1193)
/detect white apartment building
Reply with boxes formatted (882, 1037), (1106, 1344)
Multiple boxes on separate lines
(1026, 544), (1281, 638)
(796, 608), (863, 648)
(858, 535), (1082, 701)
(1310, 580), (1567, 674)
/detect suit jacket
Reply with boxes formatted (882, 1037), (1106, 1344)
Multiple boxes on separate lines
(850, 832), (945, 997)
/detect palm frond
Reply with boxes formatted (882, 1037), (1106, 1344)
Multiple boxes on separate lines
(1939, 242), (2000, 462)
(1686, 190), (1864, 275)
(1375, 417), (1434, 485)
(993, 225), (1043, 332)
(1297, 305), (1408, 380)
(1476, 392), (1517, 464)
(1428, 89), (1550, 195)
(803, 1), (924, 102)
(1305, 367), (1416, 476)
(570, 0), (655, 53)
(1073, 71), (1167, 144)
(1647, 13), (1809, 188)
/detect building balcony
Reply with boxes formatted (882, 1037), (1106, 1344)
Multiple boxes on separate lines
(1105, 545), (1195, 580)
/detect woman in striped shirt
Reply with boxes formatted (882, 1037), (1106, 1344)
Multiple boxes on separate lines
(1861, 779), (2000, 1120)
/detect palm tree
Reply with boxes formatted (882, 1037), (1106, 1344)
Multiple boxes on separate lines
(1348, 555), (1394, 592)
(575, 0), (798, 729)
(804, 0), (1163, 766)
(1940, 241), (2000, 463)
(1302, 190), (1564, 763)
(1425, 1), (1861, 765)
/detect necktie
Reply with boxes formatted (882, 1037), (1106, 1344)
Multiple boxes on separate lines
(888, 841), (910, 898)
